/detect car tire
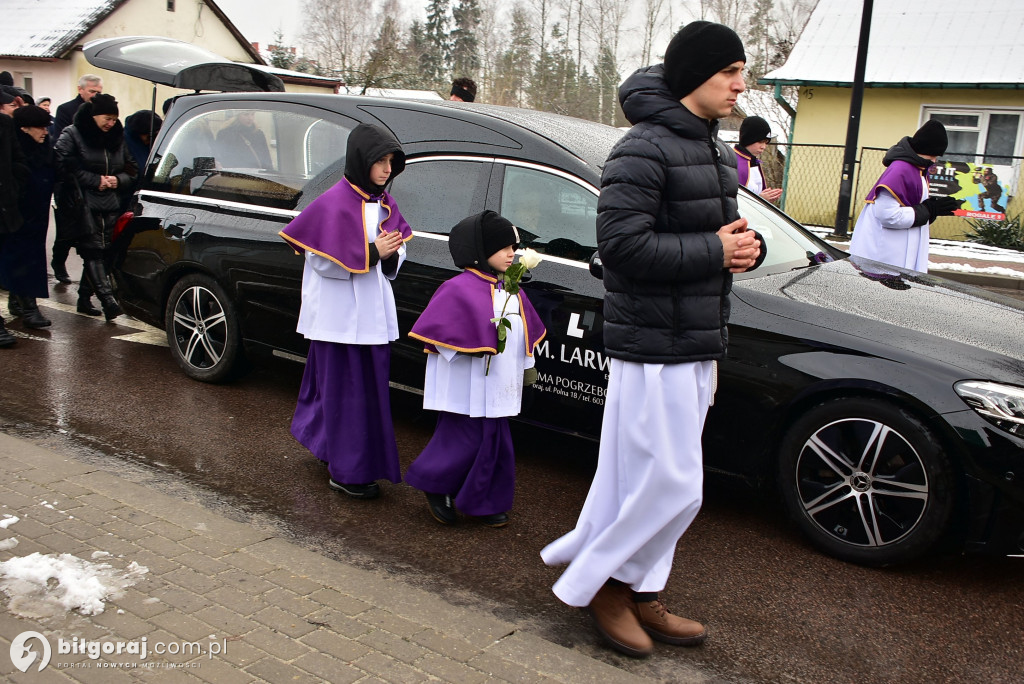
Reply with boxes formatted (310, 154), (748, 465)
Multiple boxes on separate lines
(165, 274), (245, 383)
(777, 397), (955, 567)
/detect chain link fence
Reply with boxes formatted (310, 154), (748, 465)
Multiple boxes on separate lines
(767, 143), (1023, 240)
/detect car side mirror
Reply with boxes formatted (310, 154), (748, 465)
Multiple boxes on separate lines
(589, 251), (603, 279)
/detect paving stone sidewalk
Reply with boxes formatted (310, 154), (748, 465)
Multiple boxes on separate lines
(0, 433), (650, 683)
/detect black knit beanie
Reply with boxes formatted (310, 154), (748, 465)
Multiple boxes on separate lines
(0, 71), (12, 86)
(90, 93), (119, 117)
(12, 105), (51, 129)
(664, 21), (746, 99)
(909, 119), (947, 156)
(449, 210), (519, 269)
(481, 212), (519, 258)
(739, 116), (772, 147)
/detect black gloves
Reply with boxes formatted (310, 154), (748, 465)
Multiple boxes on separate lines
(913, 196), (959, 226)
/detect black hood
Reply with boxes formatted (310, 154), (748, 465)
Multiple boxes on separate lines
(882, 136), (933, 170)
(72, 100), (125, 151)
(618, 64), (719, 140)
(448, 210), (520, 272)
(343, 123), (406, 195)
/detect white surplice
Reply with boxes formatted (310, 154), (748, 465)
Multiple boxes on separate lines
(540, 358), (713, 606)
(422, 288), (536, 418)
(295, 201), (407, 344)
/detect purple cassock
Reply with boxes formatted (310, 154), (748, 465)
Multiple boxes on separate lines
(734, 146), (764, 188)
(407, 268), (546, 356)
(405, 268), (547, 516)
(865, 159), (927, 207)
(278, 178), (412, 272)
(291, 342), (402, 484)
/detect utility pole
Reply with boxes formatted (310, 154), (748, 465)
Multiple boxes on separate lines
(832, 0), (873, 238)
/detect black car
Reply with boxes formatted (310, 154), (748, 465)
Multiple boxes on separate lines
(92, 37), (1024, 567)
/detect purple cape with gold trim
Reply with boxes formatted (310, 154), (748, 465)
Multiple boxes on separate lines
(865, 159), (926, 207)
(278, 178), (413, 273)
(409, 269), (546, 356)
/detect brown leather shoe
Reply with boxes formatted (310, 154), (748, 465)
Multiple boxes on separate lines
(632, 598), (707, 646)
(587, 582), (653, 657)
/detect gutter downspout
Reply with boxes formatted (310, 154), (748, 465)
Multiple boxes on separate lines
(774, 83), (797, 211)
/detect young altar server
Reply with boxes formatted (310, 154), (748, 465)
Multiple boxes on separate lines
(406, 210), (546, 527)
(279, 123), (412, 500)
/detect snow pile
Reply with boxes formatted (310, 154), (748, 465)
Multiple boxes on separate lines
(0, 552), (148, 618)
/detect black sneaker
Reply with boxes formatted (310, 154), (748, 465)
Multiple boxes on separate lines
(477, 512), (510, 528)
(425, 492), (457, 525)
(328, 479), (380, 499)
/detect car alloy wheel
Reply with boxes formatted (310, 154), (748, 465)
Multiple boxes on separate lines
(165, 274), (244, 383)
(778, 397), (955, 566)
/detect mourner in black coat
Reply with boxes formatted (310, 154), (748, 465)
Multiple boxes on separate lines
(54, 93), (136, 321)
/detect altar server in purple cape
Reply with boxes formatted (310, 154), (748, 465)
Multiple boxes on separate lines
(406, 211), (546, 528)
(733, 116), (781, 202)
(279, 123), (413, 500)
(849, 120), (959, 272)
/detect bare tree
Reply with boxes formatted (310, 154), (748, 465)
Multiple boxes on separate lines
(303, 0), (380, 80)
(640, 0), (667, 66)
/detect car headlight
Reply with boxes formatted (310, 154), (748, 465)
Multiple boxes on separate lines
(955, 381), (1024, 436)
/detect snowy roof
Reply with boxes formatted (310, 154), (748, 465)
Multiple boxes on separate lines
(343, 87), (444, 100)
(1, 0), (125, 58)
(761, 0), (1024, 88)
(241, 62), (342, 85)
(1, 0), (262, 64)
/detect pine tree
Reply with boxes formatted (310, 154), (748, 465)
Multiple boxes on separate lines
(450, 0), (482, 81)
(361, 15), (405, 91)
(268, 30), (296, 70)
(746, 0), (774, 85)
(422, 0), (451, 88)
(492, 5), (533, 107)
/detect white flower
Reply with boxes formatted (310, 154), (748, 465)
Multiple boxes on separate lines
(519, 248), (543, 270)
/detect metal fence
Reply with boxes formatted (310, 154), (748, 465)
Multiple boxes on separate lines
(767, 143), (1024, 240)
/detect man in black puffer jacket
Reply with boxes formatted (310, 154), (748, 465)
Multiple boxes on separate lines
(542, 22), (764, 658)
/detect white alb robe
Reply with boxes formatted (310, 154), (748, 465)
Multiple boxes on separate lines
(540, 358), (713, 607)
(296, 201), (407, 344)
(848, 179), (930, 272)
(422, 288), (536, 418)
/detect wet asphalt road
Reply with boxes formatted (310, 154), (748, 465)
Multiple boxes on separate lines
(0, 266), (1022, 684)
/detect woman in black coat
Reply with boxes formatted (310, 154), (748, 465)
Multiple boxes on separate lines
(2, 105), (57, 328)
(54, 93), (136, 321)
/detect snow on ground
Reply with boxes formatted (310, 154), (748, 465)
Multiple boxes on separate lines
(808, 229), (1024, 279)
(0, 505), (148, 619)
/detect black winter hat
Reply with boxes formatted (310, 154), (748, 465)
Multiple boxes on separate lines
(0, 71), (12, 86)
(12, 105), (51, 129)
(739, 116), (772, 147)
(90, 93), (119, 117)
(909, 119), (947, 156)
(449, 210), (520, 270)
(663, 21), (746, 99)
(0, 90), (14, 106)
(125, 109), (163, 136)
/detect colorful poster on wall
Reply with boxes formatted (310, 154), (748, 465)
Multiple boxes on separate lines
(928, 161), (1013, 221)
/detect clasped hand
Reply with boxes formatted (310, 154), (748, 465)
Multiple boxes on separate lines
(374, 229), (403, 259)
(718, 218), (761, 273)
(97, 175), (118, 191)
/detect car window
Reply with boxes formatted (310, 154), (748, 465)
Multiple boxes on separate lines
(150, 106), (352, 211)
(736, 192), (842, 278)
(389, 159), (490, 234)
(499, 165), (598, 261)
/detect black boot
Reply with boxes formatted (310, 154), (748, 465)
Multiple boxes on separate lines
(8, 293), (24, 317)
(83, 259), (122, 322)
(76, 273), (100, 315)
(51, 240), (73, 284)
(20, 297), (52, 329)
(0, 317), (14, 347)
